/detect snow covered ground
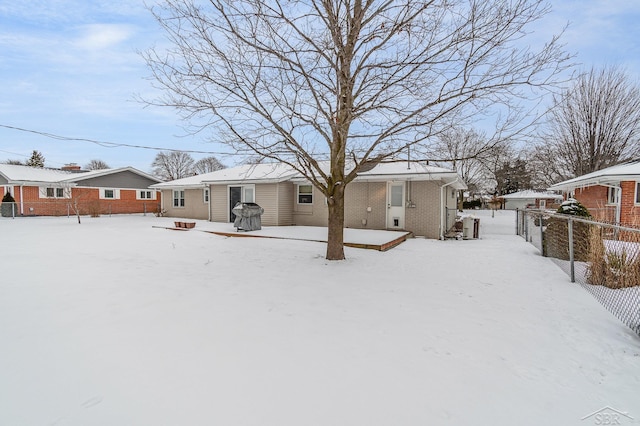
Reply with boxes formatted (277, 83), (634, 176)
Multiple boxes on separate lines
(1, 210), (638, 426)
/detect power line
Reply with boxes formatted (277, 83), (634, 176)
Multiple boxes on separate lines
(0, 124), (234, 156)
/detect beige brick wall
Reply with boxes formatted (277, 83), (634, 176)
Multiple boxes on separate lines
(344, 182), (387, 229)
(405, 181), (444, 238)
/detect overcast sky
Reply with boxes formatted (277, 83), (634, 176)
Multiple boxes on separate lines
(1, 0), (639, 172)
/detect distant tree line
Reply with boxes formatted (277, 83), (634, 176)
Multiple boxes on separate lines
(5, 65), (637, 194)
(150, 151), (226, 181)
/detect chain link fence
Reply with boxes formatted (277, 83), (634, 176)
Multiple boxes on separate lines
(517, 209), (640, 336)
(0, 201), (161, 218)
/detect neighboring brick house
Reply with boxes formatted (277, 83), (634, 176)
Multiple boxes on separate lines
(153, 161), (467, 239)
(0, 164), (162, 217)
(548, 160), (640, 226)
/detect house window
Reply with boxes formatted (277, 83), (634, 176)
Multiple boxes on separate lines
(43, 187), (65, 198)
(204, 188), (209, 203)
(607, 187), (619, 204)
(636, 182), (640, 204)
(298, 184), (313, 204)
(138, 190), (155, 200)
(99, 189), (120, 200)
(173, 190), (185, 207)
(243, 186), (254, 203)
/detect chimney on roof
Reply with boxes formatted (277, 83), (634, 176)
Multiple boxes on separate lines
(62, 163), (81, 171)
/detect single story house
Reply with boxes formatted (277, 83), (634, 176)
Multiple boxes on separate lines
(548, 160), (640, 226)
(0, 163), (162, 216)
(150, 168), (247, 220)
(153, 161), (467, 239)
(500, 190), (563, 210)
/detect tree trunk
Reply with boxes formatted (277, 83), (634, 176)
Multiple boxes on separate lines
(326, 184), (346, 260)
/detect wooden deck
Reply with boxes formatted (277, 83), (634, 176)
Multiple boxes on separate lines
(153, 224), (412, 251)
(202, 229), (412, 251)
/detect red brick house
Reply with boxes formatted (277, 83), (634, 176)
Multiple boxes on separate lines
(0, 164), (162, 217)
(548, 160), (640, 226)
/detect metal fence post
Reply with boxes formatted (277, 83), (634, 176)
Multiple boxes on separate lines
(568, 218), (575, 283)
(540, 213), (545, 256)
(12, 202), (16, 218)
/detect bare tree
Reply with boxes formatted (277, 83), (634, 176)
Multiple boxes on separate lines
(85, 159), (110, 170)
(144, 0), (570, 260)
(5, 159), (24, 165)
(151, 151), (195, 181)
(539, 66), (640, 182)
(425, 128), (508, 200)
(194, 156), (226, 174)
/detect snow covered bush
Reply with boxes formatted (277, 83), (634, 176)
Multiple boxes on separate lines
(1, 192), (16, 217)
(556, 198), (590, 217)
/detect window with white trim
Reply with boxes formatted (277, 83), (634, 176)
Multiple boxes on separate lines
(41, 187), (67, 198)
(297, 184), (313, 204)
(99, 189), (120, 200)
(137, 190), (155, 200)
(607, 187), (619, 204)
(173, 190), (185, 207)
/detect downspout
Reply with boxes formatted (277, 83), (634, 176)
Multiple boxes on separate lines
(616, 186), (622, 225)
(19, 184), (24, 215)
(440, 178), (460, 240)
(207, 185), (212, 222)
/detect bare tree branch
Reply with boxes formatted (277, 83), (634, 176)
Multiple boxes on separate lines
(143, 0), (571, 259)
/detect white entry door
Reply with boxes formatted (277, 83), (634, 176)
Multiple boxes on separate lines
(387, 182), (405, 229)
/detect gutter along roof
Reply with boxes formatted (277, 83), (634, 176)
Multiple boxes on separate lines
(548, 160), (640, 191)
(155, 161), (467, 190)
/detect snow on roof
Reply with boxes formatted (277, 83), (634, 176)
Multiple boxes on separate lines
(199, 162), (299, 184)
(356, 161), (454, 176)
(354, 161), (467, 189)
(0, 164), (161, 185)
(501, 190), (563, 200)
(151, 160), (467, 189)
(151, 173), (208, 188)
(548, 160), (640, 191)
(0, 163), (77, 184)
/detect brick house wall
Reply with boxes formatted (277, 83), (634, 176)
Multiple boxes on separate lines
(620, 181), (640, 227)
(2, 185), (159, 216)
(572, 182), (640, 226)
(573, 185), (616, 223)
